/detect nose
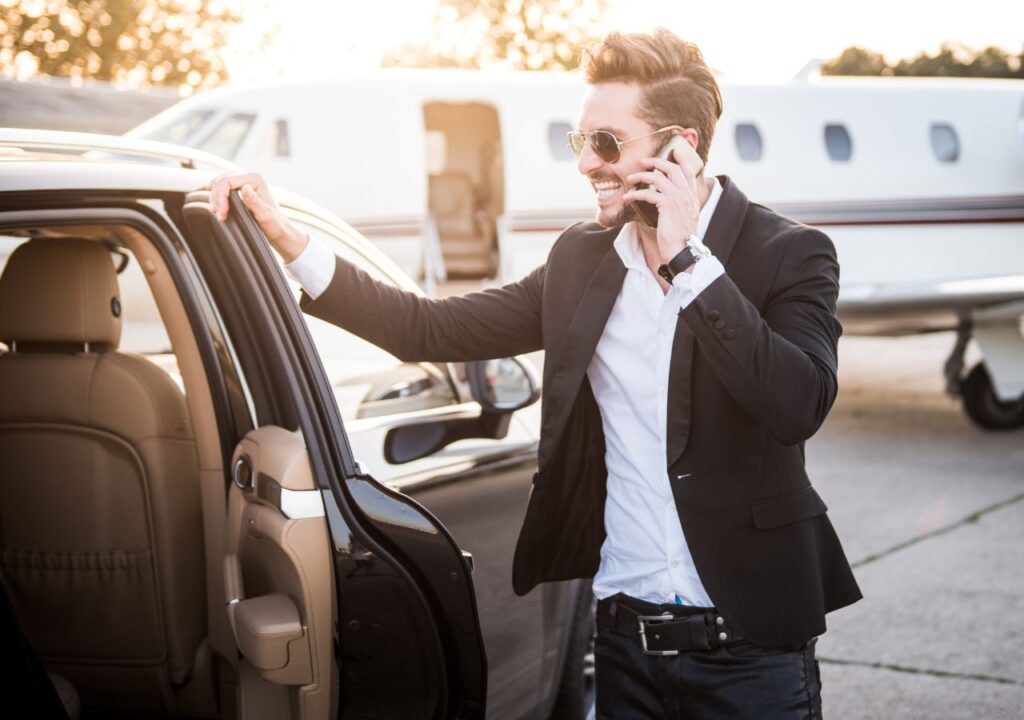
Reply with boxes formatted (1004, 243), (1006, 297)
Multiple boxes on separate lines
(576, 140), (603, 176)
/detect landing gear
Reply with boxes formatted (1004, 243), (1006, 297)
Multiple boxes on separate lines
(961, 363), (1024, 430)
(945, 320), (1024, 430)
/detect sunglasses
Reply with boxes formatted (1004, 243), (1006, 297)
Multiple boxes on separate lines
(566, 125), (683, 163)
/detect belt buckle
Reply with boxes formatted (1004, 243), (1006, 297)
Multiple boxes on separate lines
(637, 612), (680, 656)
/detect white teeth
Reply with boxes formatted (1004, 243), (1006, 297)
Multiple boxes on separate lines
(593, 181), (621, 193)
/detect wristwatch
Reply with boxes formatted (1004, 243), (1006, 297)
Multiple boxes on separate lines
(657, 234), (712, 283)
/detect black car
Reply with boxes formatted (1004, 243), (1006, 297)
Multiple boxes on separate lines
(0, 129), (595, 720)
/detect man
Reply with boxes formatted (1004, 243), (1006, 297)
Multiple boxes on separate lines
(209, 28), (861, 719)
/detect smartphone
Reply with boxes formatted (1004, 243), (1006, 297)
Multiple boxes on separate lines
(630, 135), (704, 228)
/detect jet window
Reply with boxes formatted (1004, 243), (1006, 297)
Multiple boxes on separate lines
(930, 123), (959, 163)
(824, 124), (853, 162)
(549, 121), (574, 161)
(141, 109), (214, 146)
(735, 123), (763, 161)
(196, 113), (257, 160)
(1018, 97), (1024, 160)
(274, 119), (290, 157)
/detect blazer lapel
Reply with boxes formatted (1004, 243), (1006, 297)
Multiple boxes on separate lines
(538, 241), (627, 466)
(666, 175), (750, 467)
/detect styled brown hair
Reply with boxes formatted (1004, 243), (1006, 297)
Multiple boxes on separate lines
(581, 28), (723, 163)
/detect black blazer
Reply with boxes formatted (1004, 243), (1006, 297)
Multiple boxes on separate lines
(302, 175), (862, 647)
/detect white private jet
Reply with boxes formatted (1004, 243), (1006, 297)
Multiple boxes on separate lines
(125, 69), (1024, 430)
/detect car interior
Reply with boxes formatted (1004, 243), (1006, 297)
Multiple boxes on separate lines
(0, 223), (336, 719)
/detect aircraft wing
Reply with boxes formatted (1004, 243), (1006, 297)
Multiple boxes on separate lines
(838, 275), (1024, 335)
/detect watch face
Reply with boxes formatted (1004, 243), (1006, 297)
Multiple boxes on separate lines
(690, 235), (711, 257)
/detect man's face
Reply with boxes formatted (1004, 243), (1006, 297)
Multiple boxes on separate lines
(576, 82), (662, 228)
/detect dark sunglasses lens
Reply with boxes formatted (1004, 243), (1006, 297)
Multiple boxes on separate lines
(590, 131), (620, 162)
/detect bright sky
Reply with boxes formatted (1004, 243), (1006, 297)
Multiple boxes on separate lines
(232, 0), (1024, 84)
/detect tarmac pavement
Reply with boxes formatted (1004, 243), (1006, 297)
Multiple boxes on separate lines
(809, 332), (1024, 719)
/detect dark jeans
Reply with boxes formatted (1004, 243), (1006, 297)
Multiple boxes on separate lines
(594, 612), (822, 719)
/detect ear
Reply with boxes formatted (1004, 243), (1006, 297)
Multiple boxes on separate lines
(678, 127), (700, 150)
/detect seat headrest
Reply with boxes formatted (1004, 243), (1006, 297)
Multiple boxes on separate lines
(0, 237), (121, 347)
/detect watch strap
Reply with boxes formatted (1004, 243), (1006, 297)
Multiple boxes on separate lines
(657, 246), (700, 283)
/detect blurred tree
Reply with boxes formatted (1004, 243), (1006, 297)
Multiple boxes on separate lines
(964, 45), (1017, 78)
(0, 0), (275, 92)
(382, 0), (609, 71)
(820, 46), (890, 76)
(823, 41), (1024, 78)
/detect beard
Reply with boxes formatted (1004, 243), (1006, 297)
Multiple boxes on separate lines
(591, 171), (640, 228)
(595, 203), (638, 228)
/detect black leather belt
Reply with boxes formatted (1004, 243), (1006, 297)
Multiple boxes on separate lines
(596, 594), (742, 656)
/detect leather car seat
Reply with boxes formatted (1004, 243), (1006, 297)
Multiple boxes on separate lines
(0, 237), (205, 713)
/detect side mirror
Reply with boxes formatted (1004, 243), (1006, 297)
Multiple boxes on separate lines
(465, 356), (540, 413)
(382, 356), (540, 465)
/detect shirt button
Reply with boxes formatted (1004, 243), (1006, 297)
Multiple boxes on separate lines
(670, 560), (680, 568)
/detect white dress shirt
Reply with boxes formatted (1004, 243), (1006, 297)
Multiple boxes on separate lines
(285, 234), (336, 300)
(287, 176), (727, 606)
(589, 175), (724, 606)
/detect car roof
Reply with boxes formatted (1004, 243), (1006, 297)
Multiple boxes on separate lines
(0, 128), (330, 217)
(0, 128), (421, 294)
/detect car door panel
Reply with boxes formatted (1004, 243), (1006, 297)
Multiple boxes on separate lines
(225, 426), (335, 718)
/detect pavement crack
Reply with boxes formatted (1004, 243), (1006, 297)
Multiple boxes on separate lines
(818, 656), (1023, 686)
(851, 490), (1024, 569)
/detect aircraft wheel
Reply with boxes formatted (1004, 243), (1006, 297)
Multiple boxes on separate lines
(961, 363), (1024, 430)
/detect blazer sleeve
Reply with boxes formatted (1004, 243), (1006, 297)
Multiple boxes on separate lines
(679, 229), (841, 446)
(299, 254), (545, 362)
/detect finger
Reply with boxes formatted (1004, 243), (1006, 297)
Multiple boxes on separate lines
(211, 173), (263, 218)
(626, 171), (674, 195)
(240, 184), (282, 234)
(642, 156), (688, 183)
(622, 187), (662, 205)
(645, 153), (696, 199)
(669, 149), (700, 194)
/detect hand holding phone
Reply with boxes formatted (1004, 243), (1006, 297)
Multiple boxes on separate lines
(630, 136), (704, 228)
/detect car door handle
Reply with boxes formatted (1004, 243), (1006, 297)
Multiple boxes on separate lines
(461, 550), (475, 574)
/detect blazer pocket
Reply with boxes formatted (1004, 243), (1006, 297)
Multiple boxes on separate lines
(751, 485), (828, 530)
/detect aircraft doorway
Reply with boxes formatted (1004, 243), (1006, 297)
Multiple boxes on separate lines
(423, 102), (504, 279)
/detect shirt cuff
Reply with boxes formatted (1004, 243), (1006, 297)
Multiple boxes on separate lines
(284, 235), (336, 300)
(673, 255), (725, 310)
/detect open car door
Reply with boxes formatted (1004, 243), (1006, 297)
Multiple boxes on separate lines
(180, 189), (487, 720)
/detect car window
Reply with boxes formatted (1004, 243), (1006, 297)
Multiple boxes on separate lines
(285, 217), (458, 423)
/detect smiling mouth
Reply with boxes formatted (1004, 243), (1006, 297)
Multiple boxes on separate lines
(592, 179), (623, 200)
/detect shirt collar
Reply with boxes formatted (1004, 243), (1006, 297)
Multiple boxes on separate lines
(614, 174), (724, 272)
